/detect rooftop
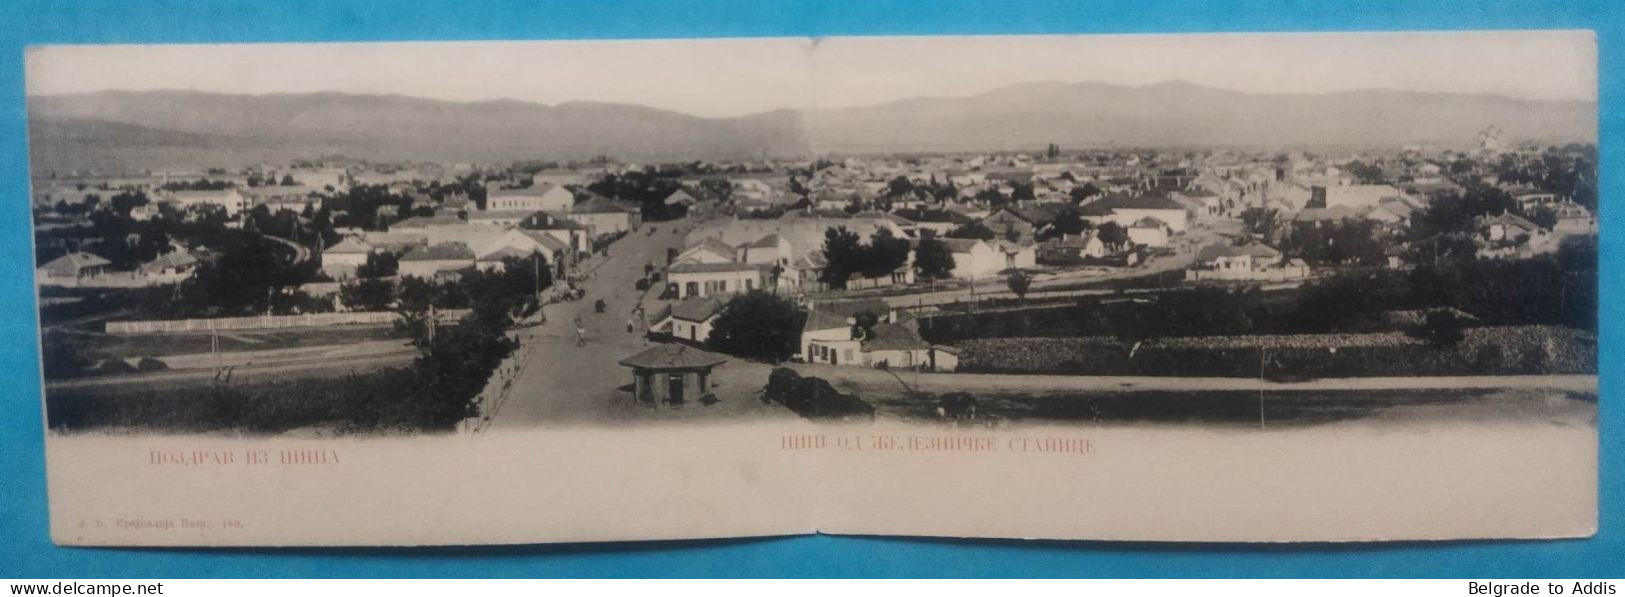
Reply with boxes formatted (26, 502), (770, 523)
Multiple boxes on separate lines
(618, 344), (729, 370)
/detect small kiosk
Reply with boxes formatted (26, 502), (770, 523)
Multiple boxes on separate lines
(618, 344), (728, 406)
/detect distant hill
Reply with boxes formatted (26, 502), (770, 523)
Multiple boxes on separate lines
(27, 90), (811, 172)
(800, 81), (1596, 153)
(27, 82), (1596, 172)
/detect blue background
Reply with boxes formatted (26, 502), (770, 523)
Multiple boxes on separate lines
(0, 0), (1617, 578)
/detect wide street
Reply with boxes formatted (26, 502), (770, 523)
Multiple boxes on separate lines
(486, 216), (793, 428)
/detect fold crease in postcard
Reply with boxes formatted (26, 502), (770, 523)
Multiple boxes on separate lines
(27, 30), (1598, 546)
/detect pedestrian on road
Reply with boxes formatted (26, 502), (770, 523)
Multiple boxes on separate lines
(574, 316), (586, 346)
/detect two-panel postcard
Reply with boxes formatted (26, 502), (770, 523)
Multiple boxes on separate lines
(25, 31), (1598, 546)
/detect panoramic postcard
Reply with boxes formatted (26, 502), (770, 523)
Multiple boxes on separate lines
(26, 32), (1598, 545)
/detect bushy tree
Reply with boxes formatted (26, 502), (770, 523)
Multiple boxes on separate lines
(355, 251), (399, 278)
(706, 291), (807, 362)
(946, 221), (996, 241)
(342, 277), (396, 311)
(1414, 310), (1467, 347)
(1096, 221), (1129, 250)
(914, 237), (956, 280)
(1048, 208), (1089, 239)
(1006, 270), (1032, 302)
(819, 227), (865, 289)
(863, 228), (911, 279)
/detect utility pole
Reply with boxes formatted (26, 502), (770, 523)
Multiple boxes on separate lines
(914, 295), (923, 391)
(428, 304), (437, 345)
(1257, 346), (1267, 430)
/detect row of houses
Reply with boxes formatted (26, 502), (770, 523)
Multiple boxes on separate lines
(35, 249), (201, 288)
(646, 294), (960, 373)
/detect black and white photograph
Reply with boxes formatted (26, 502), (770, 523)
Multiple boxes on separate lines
(25, 31), (1600, 546)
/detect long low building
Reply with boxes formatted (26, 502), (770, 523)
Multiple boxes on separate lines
(667, 261), (769, 299)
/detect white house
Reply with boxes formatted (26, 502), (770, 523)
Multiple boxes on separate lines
(398, 242), (476, 278)
(1078, 192), (1190, 233)
(1126, 217), (1171, 248)
(321, 237), (376, 279)
(1186, 241), (1309, 281)
(486, 184), (575, 212)
(562, 196), (640, 234)
(662, 296), (727, 344)
(161, 189), (249, 217)
(938, 238), (1003, 279)
(1315, 184), (1405, 211)
(667, 261), (768, 299)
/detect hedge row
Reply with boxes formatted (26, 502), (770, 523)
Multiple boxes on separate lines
(953, 325), (1596, 377)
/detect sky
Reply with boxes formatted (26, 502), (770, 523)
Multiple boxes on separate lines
(25, 31), (1596, 118)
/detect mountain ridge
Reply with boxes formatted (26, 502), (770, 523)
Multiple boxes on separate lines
(27, 80), (1596, 172)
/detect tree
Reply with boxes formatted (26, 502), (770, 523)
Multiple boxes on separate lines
(946, 221), (996, 241)
(342, 278), (396, 311)
(706, 291), (807, 362)
(1010, 183), (1035, 202)
(819, 227), (865, 289)
(914, 237), (955, 280)
(1096, 221), (1129, 250)
(1414, 310), (1467, 347)
(1048, 208), (1089, 239)
(109, 191), (149, 216)
(1006, 270), (1032, 302)
(1240, 207), (1279, 241)
(975, 187), (1008, 208)
(1069, 182), (1104, 203)
(885, 176), (914, 198)
(863, 228), (911, 279)
(355, 251), (399, 279)
(1527, 205), (1558, 230)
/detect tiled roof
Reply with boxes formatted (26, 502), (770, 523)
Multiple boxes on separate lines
(39, 251), (111, 276)
(140, 251), (198, 273)
(668, 261), (767, 274)
(1195, 241), (1280, 261)
(670, 296), (727, 322)
(326, 237), (374, 254)
(618, 344), (728, 370)
(401, 242), (475, 261)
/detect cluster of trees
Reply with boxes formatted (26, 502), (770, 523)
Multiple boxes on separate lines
(339, 254), (551, 316)
(341, 255), (551, 432)
(1279, 219), (1387, 266)
(245, 173), (299, 187)
(158, 178), (235, 192)
(175, 231), (315, 317)
(819, 227), (912, 289)
(1491, 144), (1598, 210)
(586, 170), (690, 221)
(1410, 179), (1518, 240)
(325, 184), (417, 230)
(1408, 235), (1596, 332)
(705, 291), (807, 363)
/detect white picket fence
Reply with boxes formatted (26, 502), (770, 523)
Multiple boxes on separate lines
(458, 319), (541, 435)
(104, 309), (472, 334)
